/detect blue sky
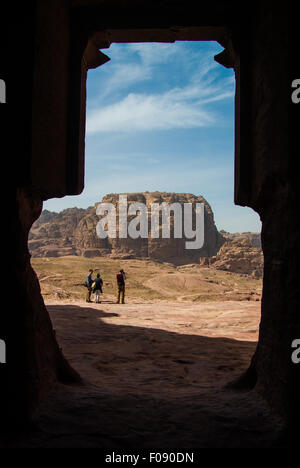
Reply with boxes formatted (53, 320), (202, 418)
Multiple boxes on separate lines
(44, 41), (261, 233)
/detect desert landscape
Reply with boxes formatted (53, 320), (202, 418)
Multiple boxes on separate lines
(18, 255), (283, 448)
(11, 193), (284, 448)
(15, 257), (283, 448)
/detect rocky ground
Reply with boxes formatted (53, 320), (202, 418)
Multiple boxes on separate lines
(5, 296), (285, 448)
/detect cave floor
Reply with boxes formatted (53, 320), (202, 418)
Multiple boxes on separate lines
(6, 300), (285, 448)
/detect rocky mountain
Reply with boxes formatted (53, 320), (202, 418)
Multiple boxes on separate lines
(29, 192), (263, 275)
(29, 207), (91, 258)
(29, 192), (224, 263)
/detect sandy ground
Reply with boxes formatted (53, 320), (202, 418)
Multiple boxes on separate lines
(9, 298), (285, 448)
(48, 298), (260, 397)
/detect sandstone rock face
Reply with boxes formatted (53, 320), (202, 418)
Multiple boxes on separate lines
(210, 238), (264, 277)
(30, 192), (225, 263)
(4, 188), (81, 428)
(29, 207), (90, 257)
(199, 257), (210, 266)
(219, 230), (262, 248)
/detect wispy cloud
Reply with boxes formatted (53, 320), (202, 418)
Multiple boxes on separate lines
(86, 81), (234, 134)
(98, 63), (152, 95)
(128, 43), (178, 65)
(88, 43), (178, 103)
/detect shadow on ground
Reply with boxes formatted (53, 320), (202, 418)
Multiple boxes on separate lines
(3, 304), (285, 448)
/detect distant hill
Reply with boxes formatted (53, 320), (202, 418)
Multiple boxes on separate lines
(29, 192), (224, 262)
(219, 230), (262, 248)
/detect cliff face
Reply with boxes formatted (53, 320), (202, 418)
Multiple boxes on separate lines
(29, 192), (225, 263)
(29, 207), (90, 257)
(210, 238), (264, 278)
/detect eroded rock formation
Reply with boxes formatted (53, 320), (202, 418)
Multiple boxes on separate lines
(211, 238), (264, 278)
(29, 192), (225, 263)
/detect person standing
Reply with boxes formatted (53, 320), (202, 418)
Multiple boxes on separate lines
(86, 269), (94, 303)
(116, 269), (126, 304)
(93, 273), (103, 304)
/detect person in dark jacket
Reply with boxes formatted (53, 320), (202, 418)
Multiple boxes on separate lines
(116, 269), (126, 304)
(86, 269), (94, 303)
(93, 273), (103, 303)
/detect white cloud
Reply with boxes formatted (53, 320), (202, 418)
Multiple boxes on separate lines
(86, 78), (234, 134)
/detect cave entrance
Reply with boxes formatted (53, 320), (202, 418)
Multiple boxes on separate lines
(4, 1), (295, 446)
(30, 35), (263, 404)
